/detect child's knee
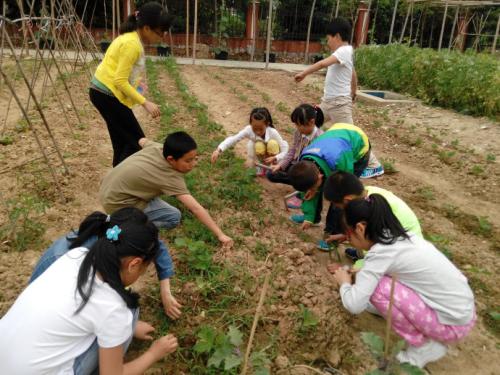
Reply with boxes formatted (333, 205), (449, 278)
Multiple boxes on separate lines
(254, 141), (266, 157)
(266, 139), (280, 156)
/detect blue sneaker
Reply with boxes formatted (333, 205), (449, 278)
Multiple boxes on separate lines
(317, 240), (330, 251)
(289, 214), (304, 224)
(360, 165), (384, 179)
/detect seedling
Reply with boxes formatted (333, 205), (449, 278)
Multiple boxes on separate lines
(486, 153), (496, 162)
(470, 165), (484, 176)
(297, 304), (319, 334)
(175, 237), (213, 272)
(416, 186), (435, 201)
(0, 134), (14, 145)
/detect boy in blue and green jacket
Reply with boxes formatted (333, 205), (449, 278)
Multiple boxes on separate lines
(289, 123), (371, 233)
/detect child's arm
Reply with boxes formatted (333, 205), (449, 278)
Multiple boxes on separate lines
(160, 278), (182, 320)
(176, 194), (233, 247)
(99, 334), (178, 375)
(294, 55), (340, 82)
(211, 126), (253, 164)
(351, 68), (358, 101)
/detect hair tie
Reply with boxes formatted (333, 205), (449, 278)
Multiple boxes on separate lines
(105, 215), (111, 223)
(135, 10), (140, 18)
(106, 225), (121, 242)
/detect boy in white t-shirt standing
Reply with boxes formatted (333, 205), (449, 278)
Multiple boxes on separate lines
(294, 18), (384, 179)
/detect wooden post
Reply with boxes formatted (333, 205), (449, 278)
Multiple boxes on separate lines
(192, 0), (198, 64)
(305, 0), (317, 63)
(448, 6), (459, 49)
(265, 0), (273, 69)
(438, 1), (449, 51)
(250, 0), (257, 62)
(186, 0), (190, 57)
(492, 13), (500, 54)
(335, 0), (340, 18)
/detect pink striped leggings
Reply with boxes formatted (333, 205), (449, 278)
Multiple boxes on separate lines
(370, 276), (476, 347)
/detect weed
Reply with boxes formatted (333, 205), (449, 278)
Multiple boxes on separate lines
(410, 137), (422, 147)
(276, 101), (289, 113)
(0, 194), (48, 251)
(486, 153), (496, 162)
(470, 165), (484, 176)
(416, 186), (435, 201)
(451, 139), (459, 147)
(0, 134), (14, 145)
(476, 216), (492, 237)
(254, 241), (269, 260)
(380, 158), (397, 174)
(15, 119), (29, 133)
(260, 92), (271, 103)
(373, 119), (382, 129)
(438, 150), (456, 164)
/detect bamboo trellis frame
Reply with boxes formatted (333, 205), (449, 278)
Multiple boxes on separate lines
(0, 1), (100, 202)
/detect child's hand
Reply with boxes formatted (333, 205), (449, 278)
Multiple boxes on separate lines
(270, 164), (281, 173)
(294, 72), (306, 82)
(211, 149), (221, 164)
(301, 221), (312, 230)
(162, 293), (183, 320)
(142, 100), (161, 118)
(333, 268), (352, 285)
(134, 320), (155, 341)
(264, 156), (277, 164)
(148, 334), (178, 361)
(218, 233), (234, 248)
(326, 233), (347, 243)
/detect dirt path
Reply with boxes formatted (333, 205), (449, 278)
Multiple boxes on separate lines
(180, 65), (500, 374)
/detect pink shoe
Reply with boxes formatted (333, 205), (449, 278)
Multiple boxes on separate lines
(287, 196), (303, 209)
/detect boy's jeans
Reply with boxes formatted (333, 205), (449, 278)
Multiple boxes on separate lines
(72, 308), (140, 375)
(143, 197), (182, 229)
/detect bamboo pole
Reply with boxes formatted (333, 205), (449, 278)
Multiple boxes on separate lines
(241, 272), (270, 375)
(250, 0), (257, 62)
(389, 0), (399, 44)
(408, 1), (414, 45)
(305, 0), (317, 63)
(491, 13), (499, 54)
(192, 0), (198, 63)
(438, 1), (449, 50)
(448, 6), (459, 49)
(335, 0), (340, 18)
(186, 0), (189, 57)
(264, 0), (273, 69)
(0, 66), (65, 202)
(116, 0), (121, 32)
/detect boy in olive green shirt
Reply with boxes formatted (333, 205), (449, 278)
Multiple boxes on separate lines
(99, 131), (233, 247)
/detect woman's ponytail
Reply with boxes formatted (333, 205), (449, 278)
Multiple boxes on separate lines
(69, 211), (108, 249)
(344, 194), (409, 245)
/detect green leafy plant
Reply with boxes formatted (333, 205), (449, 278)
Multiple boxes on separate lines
(0, 134), (14, 145)
(361, 332), (424, 375)
(470, 165), (484, 176)
(194, 325), (243, 371)
(486, 153), (496, 162)
(175, 237), (213, 272)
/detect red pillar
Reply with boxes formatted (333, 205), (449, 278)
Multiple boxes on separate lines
(354, 1), (370, 48)
(455, 15), (468, 52)
(245, 1), (260, 40)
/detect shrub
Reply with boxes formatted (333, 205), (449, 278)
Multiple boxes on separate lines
(355, 45), (500, 120)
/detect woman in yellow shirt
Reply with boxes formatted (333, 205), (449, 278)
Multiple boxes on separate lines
(90, 2), (170, 166)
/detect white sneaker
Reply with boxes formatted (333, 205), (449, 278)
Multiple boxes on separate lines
(396, 340), (447, 368)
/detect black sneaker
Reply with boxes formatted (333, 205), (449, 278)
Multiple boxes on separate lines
(345, 248), (361, 262)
